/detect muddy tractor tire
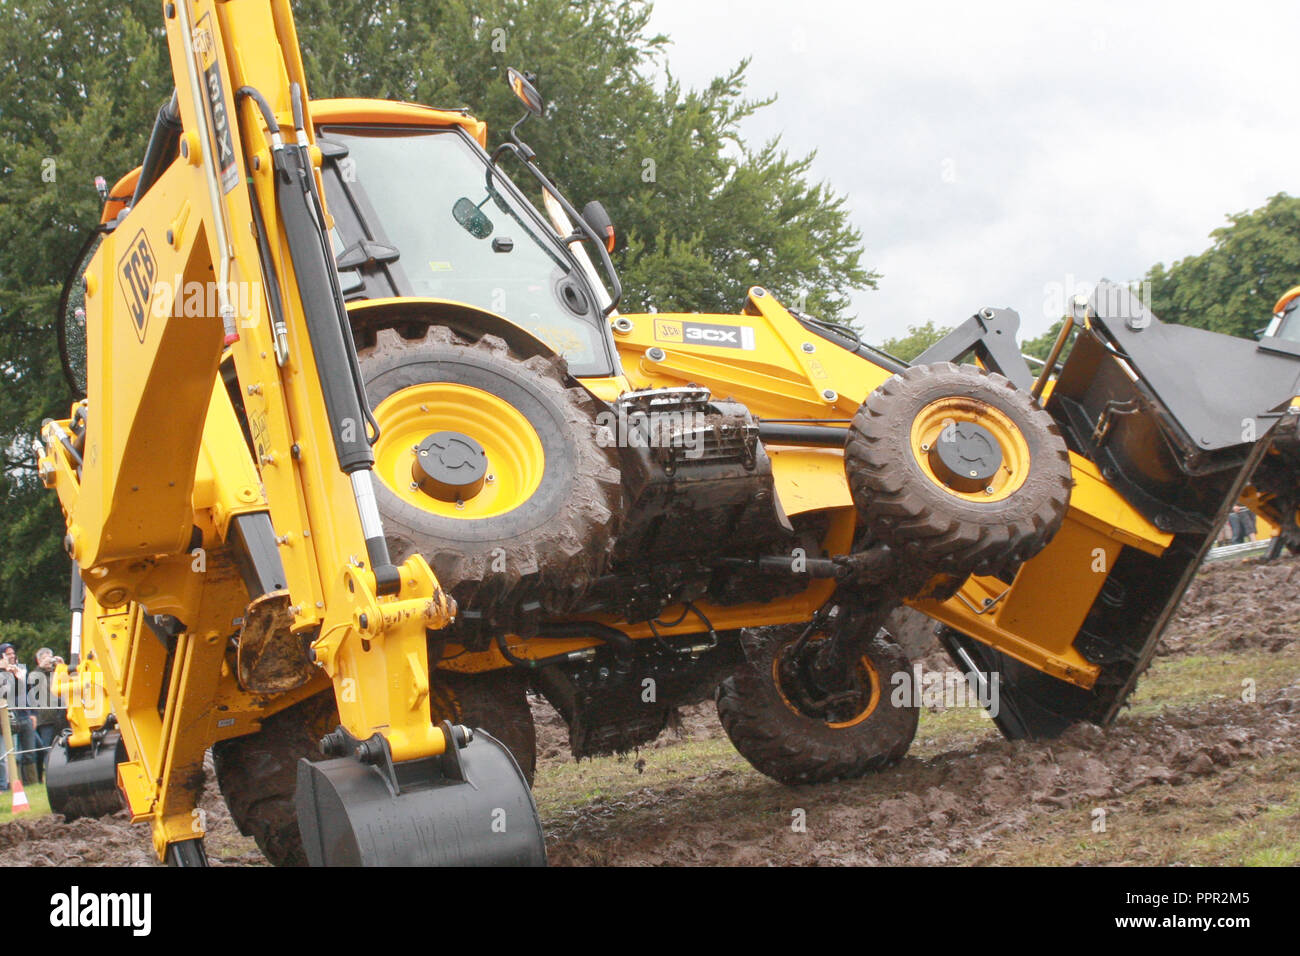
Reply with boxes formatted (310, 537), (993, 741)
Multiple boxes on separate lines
(356, 326), (621, 630)
(430, 668), (537, 785)
(845, 362), (1072, 579)
(716, 624), (918, 784)
(212, 692), (339, 867)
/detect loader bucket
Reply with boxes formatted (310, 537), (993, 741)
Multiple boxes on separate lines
(45, 729), (126, 820)
(296, 729), (546, 867)
(941, 281), (1300, 739)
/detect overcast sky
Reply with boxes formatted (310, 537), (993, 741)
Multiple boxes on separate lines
(644, 0), (1300, 344)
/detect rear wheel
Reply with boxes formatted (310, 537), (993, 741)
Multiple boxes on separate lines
(716, 624), (918, 784)
(845, 362), (1072, 579)
(431, 669), (537, 785)
(212, 693), (338, 868)
(357, 326), (620, 630)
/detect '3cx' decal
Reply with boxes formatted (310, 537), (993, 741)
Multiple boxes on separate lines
(118, 229), (157, 342)
(196, 13), (238, 194)
(654, 319), (756, 350)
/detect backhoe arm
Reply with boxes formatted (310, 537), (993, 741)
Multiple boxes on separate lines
(35, 0), (546, 866)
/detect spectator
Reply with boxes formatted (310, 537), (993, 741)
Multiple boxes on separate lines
(1229, 505), (1257, 545)
(29, 648), (67, 783)
(0, 644), (37, 784)
(0, 644), (17, 791)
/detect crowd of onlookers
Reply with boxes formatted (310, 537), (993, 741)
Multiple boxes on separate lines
(0, 644), (69, 791)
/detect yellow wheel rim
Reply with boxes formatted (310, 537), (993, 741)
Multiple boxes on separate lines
(772, 634), (882, 729)
(372, 383), (545, 519)
(909, 397), (1030, 503)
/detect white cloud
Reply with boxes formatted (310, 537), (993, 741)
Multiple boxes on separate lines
(646, 0), (1300, 342)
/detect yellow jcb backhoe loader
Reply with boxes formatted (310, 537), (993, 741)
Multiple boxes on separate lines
(36, 0), (1300, 866)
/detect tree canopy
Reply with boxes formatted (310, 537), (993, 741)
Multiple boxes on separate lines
(878, 320), (952, 362)
(1143, 192), (1300, 339)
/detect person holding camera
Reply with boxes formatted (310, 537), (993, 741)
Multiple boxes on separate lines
(29, 648), (67, 783)
(0, 644), (38, 785)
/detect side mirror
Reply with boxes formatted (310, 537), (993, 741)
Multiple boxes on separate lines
(581, 201), (616, 253)
(507, 67), (545, 118)
(453, 197), (493, 239)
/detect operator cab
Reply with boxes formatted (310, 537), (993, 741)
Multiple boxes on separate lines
(314, 71), (623, 378)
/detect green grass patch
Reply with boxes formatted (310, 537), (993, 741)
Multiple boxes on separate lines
(965, 751), (1300, 866)
(1127, 648), (1299, 716)
(0, 781), (51, 824)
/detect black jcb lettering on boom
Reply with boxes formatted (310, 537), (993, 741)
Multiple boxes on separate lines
(118, 229), (157, 342)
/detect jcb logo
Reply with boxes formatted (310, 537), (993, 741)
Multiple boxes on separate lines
(118, 229), (157, 342)
(654, 319), (755, 350)
(655, 320), (684, 343)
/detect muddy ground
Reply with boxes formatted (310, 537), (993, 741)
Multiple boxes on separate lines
(2, 556), (1297, 866)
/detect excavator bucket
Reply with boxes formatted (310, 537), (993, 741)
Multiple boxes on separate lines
(45, 729), (126, 821)
(296, 728), (545, 867)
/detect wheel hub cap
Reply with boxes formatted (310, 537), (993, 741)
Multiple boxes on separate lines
(929, 420), (1002, 492)
(413, 430), (488, 502)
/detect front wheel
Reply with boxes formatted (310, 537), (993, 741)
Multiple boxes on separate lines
(845, 362), (1072, 579)
(357, 325), (621, 630)
(716, 624), (918, 784)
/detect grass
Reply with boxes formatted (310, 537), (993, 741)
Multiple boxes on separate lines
(1125, 649), (1298, 717)
(966, 752), (1300, 866)
(0, 780), (51, 824)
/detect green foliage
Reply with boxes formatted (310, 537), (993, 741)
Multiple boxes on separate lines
(879, 320), (951, 362)
(0, 0), (874, 633)
(1020, 316), (1074, 367)
(0, 1), (171, 627)
(1144, 192), (1300, 338)
(0, 615), (69, 665)
(291, 0), (876, 317)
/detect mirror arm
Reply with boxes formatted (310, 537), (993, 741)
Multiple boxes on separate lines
(488, 142), (622, 316)
(507, 114), (535, 159)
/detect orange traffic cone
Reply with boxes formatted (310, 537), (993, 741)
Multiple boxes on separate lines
(10, 776), (29, 813)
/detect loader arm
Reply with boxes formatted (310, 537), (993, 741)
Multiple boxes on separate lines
(38, 0), (541, 866)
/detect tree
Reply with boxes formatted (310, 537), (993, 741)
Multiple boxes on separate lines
(0, 1), (170, 642)
(1021, 317), (1067, 361)
(292, 0), (876, 318)
(1144, 192), (1300, 339)
(879, 320), (951, 362)
(0, 0), (874, 632)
